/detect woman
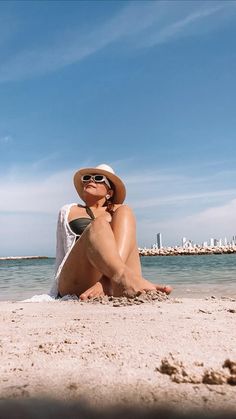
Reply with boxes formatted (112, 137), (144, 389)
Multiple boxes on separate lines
(51, 164), (172, 300)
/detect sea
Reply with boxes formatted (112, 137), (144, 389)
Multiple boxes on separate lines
(0, 254), (236, 301)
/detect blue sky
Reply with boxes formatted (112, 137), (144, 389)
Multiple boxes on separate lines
(1, 0), (236, 256)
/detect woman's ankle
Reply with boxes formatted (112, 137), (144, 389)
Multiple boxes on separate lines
(111, 265), (126, 285)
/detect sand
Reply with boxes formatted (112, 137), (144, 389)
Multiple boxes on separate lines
(0, 293), (236, 415)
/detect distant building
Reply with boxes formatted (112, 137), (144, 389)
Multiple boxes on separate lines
(214, 239), (218, 247)
(156, 233), (162, 249)
(181, 237), (193, 249)
(183, 240), (193, 249)
(210, 238), (214, 247)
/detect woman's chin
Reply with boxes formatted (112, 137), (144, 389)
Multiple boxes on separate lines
(84, 185), (97, 192)
(82, 191), (104, 201)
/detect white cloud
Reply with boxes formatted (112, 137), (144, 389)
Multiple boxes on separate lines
(124, 167), (236, 210)
(0, 169), (76, 214)
(0, 156), (106, 215)
(131, 189), (236, 209)
(141, 2), (227, 47)
(0, 2), (161, 82)
(0, 1), (235, 82)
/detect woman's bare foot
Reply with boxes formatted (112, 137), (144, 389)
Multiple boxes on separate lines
(80, 270), (173, 300)
(80, 276), (112, 300)
(112, 266), (170, 298)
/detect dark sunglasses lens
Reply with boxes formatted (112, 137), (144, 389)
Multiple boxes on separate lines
(82, 175), (92, 181)
(94, 175), (104, 182)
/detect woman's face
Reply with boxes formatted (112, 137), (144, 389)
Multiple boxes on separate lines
(81, 174), (113, 201)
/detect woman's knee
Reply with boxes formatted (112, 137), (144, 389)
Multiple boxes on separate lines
(111, 205), (136, 236)
(113, 205), (135, 222)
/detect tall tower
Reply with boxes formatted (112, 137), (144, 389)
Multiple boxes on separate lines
(157, 233), (162, 249)
(182, 237), (187, 247)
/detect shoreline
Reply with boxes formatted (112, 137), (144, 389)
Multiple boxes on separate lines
(1, 283), (236, 303)
(0, 295), (235, 411)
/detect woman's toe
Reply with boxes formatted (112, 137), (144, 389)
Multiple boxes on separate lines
(155, 285), (173, 295)
(163, 285), (172, 295)
(80, 289), (92, 300)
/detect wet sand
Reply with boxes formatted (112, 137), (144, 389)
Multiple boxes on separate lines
(0, 293), (236, 414)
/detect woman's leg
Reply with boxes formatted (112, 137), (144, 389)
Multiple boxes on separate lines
(109, 206), (172, 294)
(58, 214), (149, 298)
(78, 206), (142, 299)
(58, 215), (131, 297)
(58, 217), (120, 297)
(110, 205), (142, 275)
(76, 206), (172, 299)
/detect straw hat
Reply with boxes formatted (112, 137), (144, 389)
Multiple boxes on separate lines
(73, 164), (126, 204)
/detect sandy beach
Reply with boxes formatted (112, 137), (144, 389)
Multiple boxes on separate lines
(0, 294), (236, 416)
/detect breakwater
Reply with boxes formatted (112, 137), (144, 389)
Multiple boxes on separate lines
(0, 256), (49, 260)
(138, 245), (236, 256)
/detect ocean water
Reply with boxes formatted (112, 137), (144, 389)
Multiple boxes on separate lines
(0, 254), (236, 301)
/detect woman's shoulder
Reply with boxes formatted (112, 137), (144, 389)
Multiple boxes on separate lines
(58, 203), (78, 217)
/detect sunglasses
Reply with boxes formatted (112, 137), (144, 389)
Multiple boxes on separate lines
(81, 174), (111, 188)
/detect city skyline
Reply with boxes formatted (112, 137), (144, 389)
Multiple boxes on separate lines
(151, 232), (236, 249)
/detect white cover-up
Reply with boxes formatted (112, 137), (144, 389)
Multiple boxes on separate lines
(23, 203), (78, 302)
(49, 203), (78, 297)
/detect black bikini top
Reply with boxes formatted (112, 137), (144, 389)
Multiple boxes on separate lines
(69, 205), (95, 237)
